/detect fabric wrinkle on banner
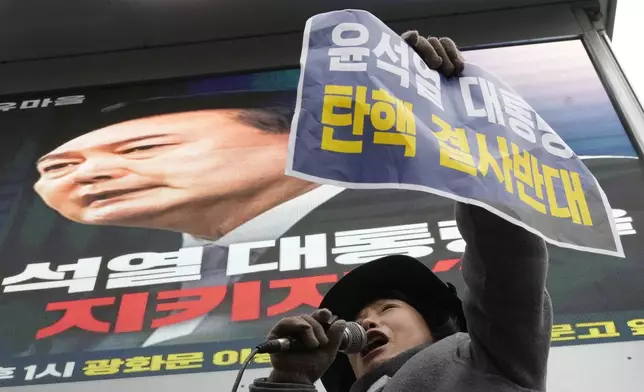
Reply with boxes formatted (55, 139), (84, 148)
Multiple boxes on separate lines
(286, 9), (624, 258)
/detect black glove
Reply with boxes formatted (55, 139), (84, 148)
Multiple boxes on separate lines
(401, 31), (465, 77)
(266, 309), (347, 385)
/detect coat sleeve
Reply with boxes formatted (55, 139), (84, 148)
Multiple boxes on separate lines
(249, 378), (317, 392)
(455, 202), (553, 390)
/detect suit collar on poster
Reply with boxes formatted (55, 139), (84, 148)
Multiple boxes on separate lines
(181, 184), (345, 248)
(142, 184), (345, 348)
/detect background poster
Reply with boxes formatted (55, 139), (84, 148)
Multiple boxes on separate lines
(0, 39), (642, 389)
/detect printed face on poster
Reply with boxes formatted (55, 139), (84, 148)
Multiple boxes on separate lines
(0, 36), (642, 388)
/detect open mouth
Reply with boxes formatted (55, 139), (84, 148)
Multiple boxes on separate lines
(361, 331), (388, 358)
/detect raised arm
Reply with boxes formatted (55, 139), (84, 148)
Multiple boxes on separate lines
(455, 202), (552, 390)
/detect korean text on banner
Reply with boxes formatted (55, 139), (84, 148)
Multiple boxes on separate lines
(286, 9), (624, 257)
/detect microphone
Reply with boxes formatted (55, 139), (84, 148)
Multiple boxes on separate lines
(256, 321), (367, 354)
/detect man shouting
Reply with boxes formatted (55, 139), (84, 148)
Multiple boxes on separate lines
(250, 33), (552, 392)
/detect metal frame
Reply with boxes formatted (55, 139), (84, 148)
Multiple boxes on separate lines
(0, 2), (587, 96)
(602, 0), (619, 39)
(575, 7), (644, 157)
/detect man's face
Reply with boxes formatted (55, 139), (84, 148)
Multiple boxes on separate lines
(34, 109), (289, 230)
(348, 299), (433, 378)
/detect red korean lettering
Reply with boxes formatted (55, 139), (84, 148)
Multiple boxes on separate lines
(231, 281), (261, 322)
(37, 297), (115, 339)
(267, 275), (338, 317)
(151, 286), (226, 328)
(114, 293), (149, 333)
(432, 258), (461, 273)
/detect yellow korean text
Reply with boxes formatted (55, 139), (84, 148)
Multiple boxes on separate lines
(321, 84), (417, 157)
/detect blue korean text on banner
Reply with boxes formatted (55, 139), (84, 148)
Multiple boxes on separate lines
(286, 9), (624, 257)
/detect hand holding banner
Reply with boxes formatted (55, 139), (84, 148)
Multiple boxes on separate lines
(286, 9), (624, 257)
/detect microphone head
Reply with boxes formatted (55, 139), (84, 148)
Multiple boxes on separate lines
(340, 322), (367, 354)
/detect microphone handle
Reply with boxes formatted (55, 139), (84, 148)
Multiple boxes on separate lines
(256, 337), (301, 354)
(256, 333), (350, 354)
(256, 316), (341, 354)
